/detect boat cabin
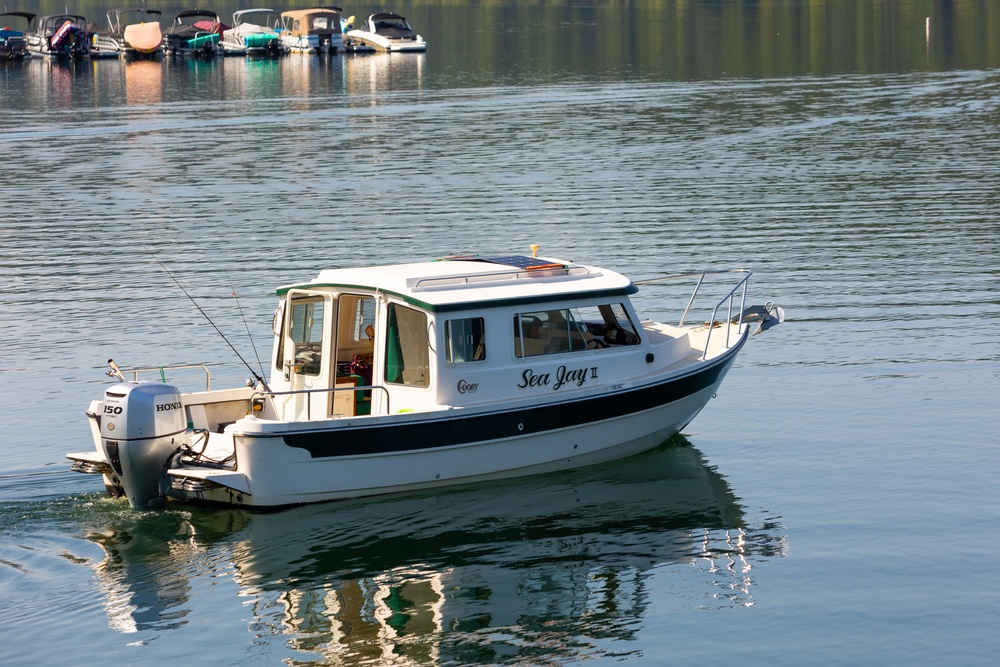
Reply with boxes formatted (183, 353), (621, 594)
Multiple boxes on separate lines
(264, 254), (646, 422)
(366, 13), (415, 38)
(281, 8), (343, 37)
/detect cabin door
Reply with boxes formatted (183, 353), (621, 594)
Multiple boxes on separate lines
(334, 294), (377, 415)
(282, 290), (336, 420)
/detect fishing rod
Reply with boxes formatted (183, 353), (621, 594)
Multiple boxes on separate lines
(145, 249), (271, 392)
(226, 268), (268, 386)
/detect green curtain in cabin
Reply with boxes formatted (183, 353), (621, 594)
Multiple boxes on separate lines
(385, 304), (404, 384)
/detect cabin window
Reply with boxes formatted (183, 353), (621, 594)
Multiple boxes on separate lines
(289, 298), (325, 376)
(445, 317), (486, 364)
(572, 304), (640, 347)
(385, 304), (430, 387)
(514, 303), (639, 358)
(312, 18), (330, 30)
(352, 297), (377, 343)
(273, 303), (286, 370)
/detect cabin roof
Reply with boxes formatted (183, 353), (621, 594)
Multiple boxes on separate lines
(282, 9), (342, 18)
(277, 255), (637, 313)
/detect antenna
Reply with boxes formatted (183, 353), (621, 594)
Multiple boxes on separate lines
(226, 269), (267, 384)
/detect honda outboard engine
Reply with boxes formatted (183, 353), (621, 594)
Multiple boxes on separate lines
(99, 382), (186, 509)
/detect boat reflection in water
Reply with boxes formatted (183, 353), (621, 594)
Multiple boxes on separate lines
(82, 439), (785, 662)
(123, 60), (163, 106)
(343, 49), (425, 99)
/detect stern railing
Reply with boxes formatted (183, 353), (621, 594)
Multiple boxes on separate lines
(106, 360), (212, 391)
(253, 384), (391, 420)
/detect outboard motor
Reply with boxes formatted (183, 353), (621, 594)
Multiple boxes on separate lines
(99, 382), (186, 509)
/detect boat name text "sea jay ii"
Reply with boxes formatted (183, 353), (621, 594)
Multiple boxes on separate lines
(518, 365), (599, 391)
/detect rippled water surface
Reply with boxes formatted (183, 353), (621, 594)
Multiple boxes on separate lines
(2, 2), (999, 665)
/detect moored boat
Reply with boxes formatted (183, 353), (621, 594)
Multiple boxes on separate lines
(162, 9), (223, 58)
(345, 12), (426, 53)
(90, 8), (163, 59)
(25, 13), (89, 60)
(220, 8), (285, 57)
(1, 11), (32, 60)
(280, 7), (345, 54)
(67, 249), (783, 509)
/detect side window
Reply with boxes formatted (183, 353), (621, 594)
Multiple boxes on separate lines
(274, 303), (286, 370)
(385, 303), (430, 387)
(514, 309), (576, 357)
(353, 296), (376, 343)
(514, 304), (639, 358)
(290, 298), (325, 375)
(445, 318), (486, 364)
(571, 304), (640, 348)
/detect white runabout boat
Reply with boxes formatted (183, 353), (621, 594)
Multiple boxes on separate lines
(67, 250), (782, 509)
(345, 12), (426, 52)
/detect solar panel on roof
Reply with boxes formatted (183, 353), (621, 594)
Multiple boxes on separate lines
(438, 254), (568, 270)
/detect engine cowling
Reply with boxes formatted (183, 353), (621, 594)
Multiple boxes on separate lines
(99, 382), (186, 509)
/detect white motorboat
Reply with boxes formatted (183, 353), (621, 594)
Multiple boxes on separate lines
(220, 8), (285, 57)
(345, 12), (426, 53)
(67, 249), (783, 509)
(90, 8), (164, 59)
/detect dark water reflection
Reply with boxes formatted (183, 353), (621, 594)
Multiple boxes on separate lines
(69, 442), (783, 663)
(5, 0), (1000, 84)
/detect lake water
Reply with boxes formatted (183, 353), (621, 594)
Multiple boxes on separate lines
(2, 1), (999, 665)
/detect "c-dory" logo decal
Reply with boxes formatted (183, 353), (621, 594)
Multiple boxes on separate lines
(457, 379), (479, 394)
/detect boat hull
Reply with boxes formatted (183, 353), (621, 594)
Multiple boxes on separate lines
(166, 338), (743, 507)
(280, 32), (343, 55)
(27, 30), (89, 59)
(344, 30), (425, 53)
(220, 33), (284, 57)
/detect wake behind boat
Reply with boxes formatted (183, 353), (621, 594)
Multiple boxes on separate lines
(67, 249), (783, 509)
